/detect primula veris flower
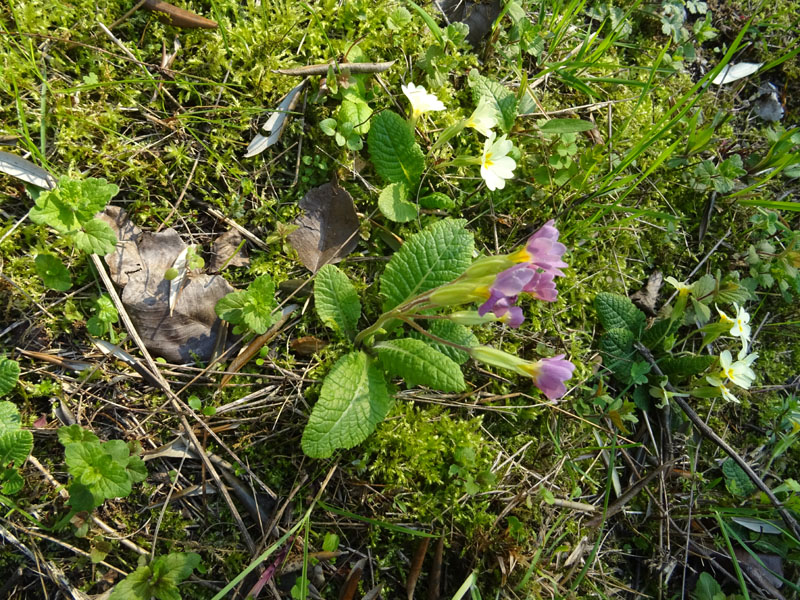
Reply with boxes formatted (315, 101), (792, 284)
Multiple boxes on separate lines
(469, 347), (576, 400)
(510, 220), (568, 277)
(401, 83), (445, 117)
(477, 265), (532, 325)
(465, 99), (497, 137)
(480, 133), (516, 191)
(718, 349), (757, 389)
(706, 375), (739, 403)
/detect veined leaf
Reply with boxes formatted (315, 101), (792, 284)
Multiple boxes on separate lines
(73, 218), (118, 256)
(660, 355), (715, 379)
(375, 338), (465, 391)
(0, 401), (21, 435)
(368, 111), (424, 187)
(58, 424), (100, 446)
(64, 442), (132, 500)
(594, 292), (646, 336)
(340, 98), (372, 135)
(599, 327), (635, 382)
(410, 320), (477, 365)
(35, 254), (72, 291)
(380, 219), (474, 311)
(378, 182), (417, 223)
(110, 552), (201, 600)
(314, 264), (361, 340)
(0, 430), (33, 468)
(468, 70), (517, 132)
(0, 358), (20, 397)
(302, 351), (392, 458)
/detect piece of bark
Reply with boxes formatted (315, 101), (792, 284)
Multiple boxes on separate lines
(142, 0), (217, 28)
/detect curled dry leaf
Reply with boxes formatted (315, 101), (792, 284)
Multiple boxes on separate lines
(245, 79), (307, 158)
(0, 150), (56, 190)
(142, 0), (218, 29)
(97, 206), (235, 363)
(630, 270), (663, 317)
(208, 228), (250, 272)
(287, 182), (359, 273)
(290, 336), (327, 356)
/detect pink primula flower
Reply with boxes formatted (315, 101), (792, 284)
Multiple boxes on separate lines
(511, 220), (568, 277)
(522, 354), (575, 400)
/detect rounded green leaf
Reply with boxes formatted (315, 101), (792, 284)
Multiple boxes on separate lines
(73, 218), (118, 256)
(302, 351), (392, 458)
(340, 98), (372, 135)
(35, 254), (72, 291)
(378, 183), (417, 223)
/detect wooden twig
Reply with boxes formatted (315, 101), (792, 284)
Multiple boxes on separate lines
(275, 60), (395, 76)
(90, 254), (257, 554)
(633, 341), (800, 539)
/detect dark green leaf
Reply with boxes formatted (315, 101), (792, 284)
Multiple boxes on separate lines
(368, 111), (424, 187)
(0, 430), (33, 467)
(34, 254), (72, 291)
(0, 360), (20, 397)
(594, 292), (646, 335)
(660, 355), (715, 379)
(375, 338), (465, 391)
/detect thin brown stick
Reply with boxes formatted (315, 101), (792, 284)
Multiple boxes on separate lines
(275, 60), (395, 76)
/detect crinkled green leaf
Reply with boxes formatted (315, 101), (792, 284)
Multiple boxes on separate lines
(65, 442), (131, 500)
(314, 264), (361, 340)
(110, 553), (201, 600)
(0, 430), (33, 467)
(640, 319), (678, 351)
(375, 338), (465, 391)
(368, 111), (424, 186)
(594, 292), (646, 336)
(34, 254), (72, 291)
(126, 455), (148, 484)
(0, 359), (20, 397)
(58, 424), (99, 446)
(340, 98), (372, 135)
(722, 459), (756, 497)
(380, 219), (474, 311)
(410, 320), (477, 365)
(30, 177), (119, 233)
(378, 182), (417, 223)
(30, 189), (78, 233)
(419, 192), (456, 210)
(0, 401), (21, 435)
(599, 327), (635, 382)
(73, 218), (118, 255)
(661, 355), (715, 380)
(215, 290), (248, 324)
(302, 351), (392, 458)
(468, 70), (517, 132)
(103, 439), (131, 465)
(152, 552), (202, 589)
(110, 565), (155, 600)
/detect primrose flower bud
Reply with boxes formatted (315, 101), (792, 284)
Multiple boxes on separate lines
(429, 280), (492, 308)
(447, 311), (501, 326)
(461, 255), (516, 280)
(470, 345), (528, 371)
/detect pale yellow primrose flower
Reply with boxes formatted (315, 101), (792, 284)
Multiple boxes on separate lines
(465, 99), (497, 137)
(718, 349), (758, 389)
(401, 83), (445, 118)
(717, 304), (752, 357)
(706, 375), (740, 403)
(664, 276), (692, 296)
(480, 133), (517, 191)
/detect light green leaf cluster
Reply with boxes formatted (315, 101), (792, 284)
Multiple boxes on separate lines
(302, 351), (393, 458)
(29, 176), (119, 257)
(467, 70), (517, 133)
(0, 401), (33, 495)
(215, 274), (278, 335)
(314, 264), (361, 341)
(58, 424), (147, 514)
(380, 218), (474, 311)
(109, 552), (202, 600)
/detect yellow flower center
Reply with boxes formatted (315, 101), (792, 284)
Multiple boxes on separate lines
(510, 248), (531, 263)
(484, 152), (494, 167)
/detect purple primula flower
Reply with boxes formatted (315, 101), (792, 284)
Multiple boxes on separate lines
(484, 296), (525, 328)
(518, 354), (575, 400)
(511, 220), (568, 277)
(477, 264), (532, 322)
(523, 270), (558, 302)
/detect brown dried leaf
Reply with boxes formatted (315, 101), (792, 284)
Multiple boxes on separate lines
(290, 336), (327, 356)
(98, 207), (234, 363)
(142, 0), (218, 29)
(630, 270), (663, 317)
(208, 229), (250, 272)
(287, 182), (359, 273)
(339, 558), (366, 600)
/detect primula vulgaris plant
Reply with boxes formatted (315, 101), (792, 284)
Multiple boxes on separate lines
(302, 218), (575, 458)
